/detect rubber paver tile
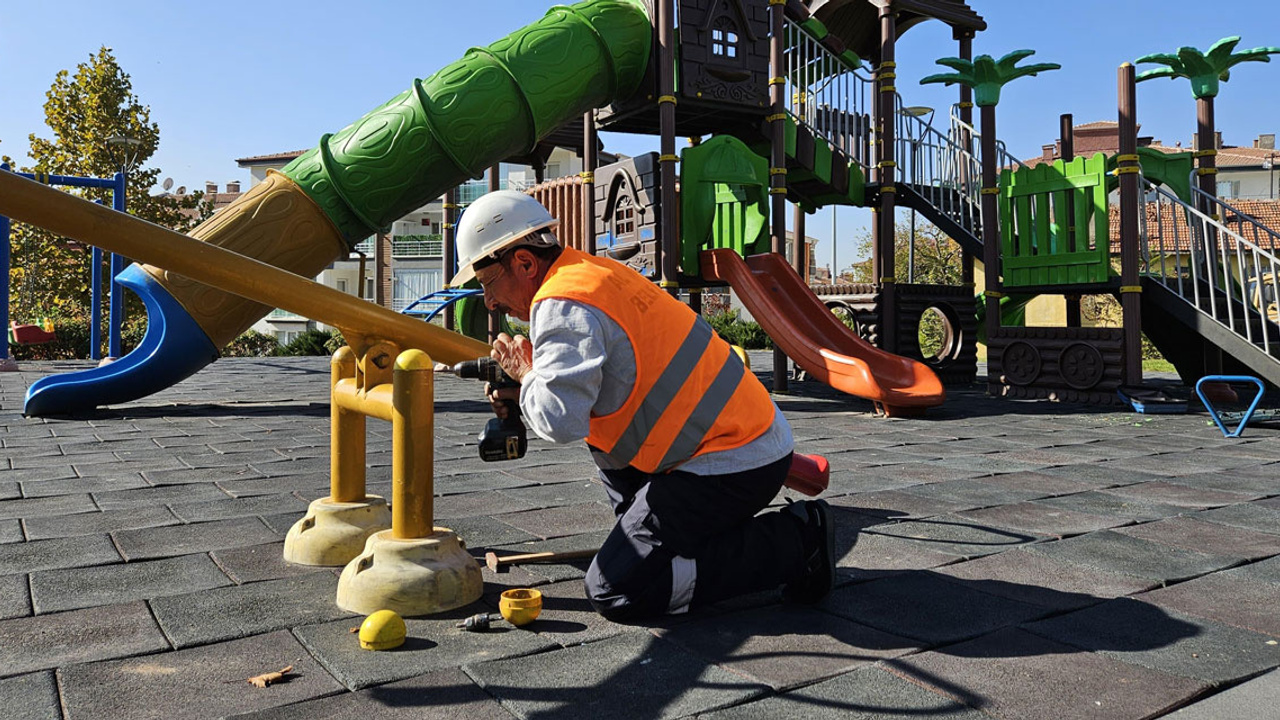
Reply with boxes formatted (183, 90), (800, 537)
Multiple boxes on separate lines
(835, 530), (961, 573)
(1034, 490), (1191, 522)
(656, 605), (920, 691)
(58, 630), (342, 720)
(496, 481), (603, 510)
(30, 553), (234, 614)
(1164, 668), (1280, 719)
(294, 608), (557, 691)
(493, 502), (616, 540)
(0, 494), (96, 521)
(3, 465), (78, 483)
(1116, 516), (1280, 559)
(929, 454), (1047, 475)
(0, 482), (17, 501)
(1025, 598), (1280, 684)
(1161, 471), (1280, 499)
(150, 572), (353, 648)
(1025, 530), (1241, 583)
(701, 664), (989, 720)
(1224, 555), (1280, 585)
(861, 518), (1046, 558)
(972, 470), (1110, 496)
(432, 490), (539, 520)
(1036, 464), (1164, 485)
(0, 672), (59, 720)
(0, 534), (121, 576)
(19, 476), (149, 498)
(936, 549), (1155, 611)
(0, 601), (169, 677)
(219, 474), (331, 498)
(168, 493), (309, 523)
(143, 465), (266, 485)
(898, 478), (1049, 509)
(0, 573), (31, 620)
(464, 631), (768, 720)
(113, 517), (280, 561)
(93, 483), (230, 509)
(817, 571), (1050, 645)
(890, 627), (1207, 720)
(258, 511), (308, 536)
(1139, 573), (1280, 637)
(1103, 481), (1256, 509)
(0, 520), (21, 544)
(498, 463), (600, 485)
(1193, 503), (1280, 535)
(219, 668), (510, 720)
(434, 469), (539, 495)
(824, 465), (968, 495)
(23, 506), (181, 541)
(955, 501), (1128, 538)
(829, 489), (970, 519)
(210, 542), (334, 584)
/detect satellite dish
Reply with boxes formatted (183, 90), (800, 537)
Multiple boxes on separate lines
(176, 186), (186, 195)
(162, 177), (174, 191)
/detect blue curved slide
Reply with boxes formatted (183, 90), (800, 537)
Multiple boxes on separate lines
(24, 266), (219, 416)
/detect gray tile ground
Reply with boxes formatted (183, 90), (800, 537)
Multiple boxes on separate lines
(58, 630), (344, 720)
(3, 357), (1277, 718)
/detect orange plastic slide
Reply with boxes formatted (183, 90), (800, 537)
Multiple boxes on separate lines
(700, 249), (945, 415)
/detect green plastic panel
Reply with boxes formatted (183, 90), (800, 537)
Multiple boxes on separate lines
(999, 153), (1111, 287)
(281, 0), (652, 245)
(680, 135), (770, 276)
(1105, 148), (1193, 204)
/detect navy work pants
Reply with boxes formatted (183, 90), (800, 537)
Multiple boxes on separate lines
(584, 452), (806, 622)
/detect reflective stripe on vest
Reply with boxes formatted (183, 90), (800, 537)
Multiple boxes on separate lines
(608, 317), (747, 472)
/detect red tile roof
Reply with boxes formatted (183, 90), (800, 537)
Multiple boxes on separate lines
(1107, 199), (1280, 254)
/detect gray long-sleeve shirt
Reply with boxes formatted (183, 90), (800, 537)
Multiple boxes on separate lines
(518, 298), (793, 475)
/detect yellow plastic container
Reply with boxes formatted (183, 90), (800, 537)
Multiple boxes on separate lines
(498, 589), (543, 627)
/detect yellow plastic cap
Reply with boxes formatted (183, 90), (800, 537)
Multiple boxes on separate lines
(499, 588), (543, 627)
(358, 609), (406, 650)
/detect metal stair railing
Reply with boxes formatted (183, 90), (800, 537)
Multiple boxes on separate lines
(947, 107), (1025, 174)
(1142, 177), (1280, 357)
(893, 96), (984, 243)
(782, 17), (873, 171)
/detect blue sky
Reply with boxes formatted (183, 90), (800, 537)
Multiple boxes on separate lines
(2, 0), (1278, 269)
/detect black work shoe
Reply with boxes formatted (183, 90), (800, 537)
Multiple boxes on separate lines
(783, 499), (836, 604)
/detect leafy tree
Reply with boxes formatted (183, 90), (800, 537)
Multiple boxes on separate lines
(846, 217), (962, 286)
(7, 46), (212, 330)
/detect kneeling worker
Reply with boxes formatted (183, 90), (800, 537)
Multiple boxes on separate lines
(451, 190), (835, 621)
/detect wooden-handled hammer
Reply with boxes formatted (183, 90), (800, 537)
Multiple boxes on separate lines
(484, 548), (598, 572)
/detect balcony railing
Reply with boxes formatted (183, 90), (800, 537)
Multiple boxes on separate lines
(351, 234), (444, 258)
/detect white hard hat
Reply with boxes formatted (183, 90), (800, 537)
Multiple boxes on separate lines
(451, 190), (559, 287)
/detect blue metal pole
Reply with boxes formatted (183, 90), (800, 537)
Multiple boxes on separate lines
(108, 171), (126, 358)
(91, 203), (104, 361)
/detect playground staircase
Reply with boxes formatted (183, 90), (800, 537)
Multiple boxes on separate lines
(1138, 181), (1280, 387)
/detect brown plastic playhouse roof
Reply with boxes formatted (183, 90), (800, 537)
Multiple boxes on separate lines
(802, 0), (986, 60)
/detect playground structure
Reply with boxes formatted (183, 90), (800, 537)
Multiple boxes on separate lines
(1, 166), (131, 367)
(2, 0), (1279, 618)
(2, 0), (1279, 417)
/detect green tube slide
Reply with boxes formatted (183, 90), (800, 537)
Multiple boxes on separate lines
(282, 0), (653, 245)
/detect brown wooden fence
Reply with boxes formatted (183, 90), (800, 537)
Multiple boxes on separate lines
(527, 176), (587, 252)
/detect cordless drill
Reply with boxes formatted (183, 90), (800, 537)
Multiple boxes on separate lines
(451, 357), (528, 462)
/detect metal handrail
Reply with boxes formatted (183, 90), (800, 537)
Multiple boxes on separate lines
(1142, 177), (1280, 357)
(948, 106), (1025, 172)
(782, 17), (874, 170)
(894, 95), (984, 242)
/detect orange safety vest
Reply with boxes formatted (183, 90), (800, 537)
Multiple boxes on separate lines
(533, 247), (776, 473)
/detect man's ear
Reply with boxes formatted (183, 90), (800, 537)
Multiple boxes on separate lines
(510, 247), (538, 278)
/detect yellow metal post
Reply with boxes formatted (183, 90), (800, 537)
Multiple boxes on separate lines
(330, 347), (365, 504)
(392, 350), (434, 539)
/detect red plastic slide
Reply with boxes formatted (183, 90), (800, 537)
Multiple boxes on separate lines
(700, 249), (945, 416)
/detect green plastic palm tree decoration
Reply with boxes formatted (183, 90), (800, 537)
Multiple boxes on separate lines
(919, 50), (1061, 108)
(1135, 36), (1280, 100)
(1136, 37), (1280, 201)
(919, 50), (1059, 312)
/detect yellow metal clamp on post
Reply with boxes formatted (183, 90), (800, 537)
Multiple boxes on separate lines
(1198, 167), (1218, 176)
(957, 101), (973, 109)
(879, 86), (897, 93)
(1114, 167), (1141, 175)
(578, 172), (594, 183)
(1115, 154), (1140, 163)
(1119, 286), (1143, 294)
(659, 154), (680, 163)
(765, 113), (787, 122)
(770, 167), (788, 175)
(657, 95), (677, 106)
(1194, 149), (1218, 158)
(981, 187), (1001, 195)
(985, 290), (1005, 299)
